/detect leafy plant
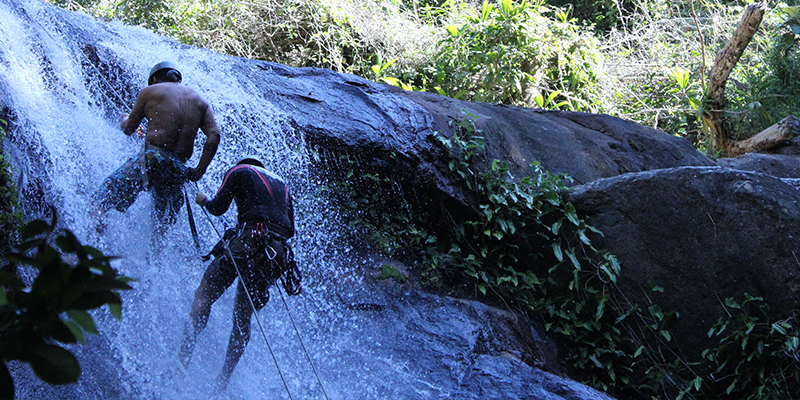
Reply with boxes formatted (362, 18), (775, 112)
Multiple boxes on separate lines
(0, 211), (133, 399)
(0, 120), (22, 262)
(412, 113), (800, 399)
(416, 0), (604, 110)
(426, 115), (645, 393)
(697, 294), (800, 399)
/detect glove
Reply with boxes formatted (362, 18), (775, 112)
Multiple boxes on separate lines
(187, 167), (205, 182)
(195, 192), (209, 206)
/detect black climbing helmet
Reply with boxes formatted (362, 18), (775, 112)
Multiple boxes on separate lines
(237, 157), (265, 168)
(148, 61), (181, 85)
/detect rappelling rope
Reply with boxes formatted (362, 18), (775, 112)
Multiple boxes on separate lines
(188, 182), (330, 400)
(183, 188), (202, 254)
(275, 284), (330, 400)
(187, 182), (294, 400)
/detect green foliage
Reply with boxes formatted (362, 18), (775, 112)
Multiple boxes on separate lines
(376, 263), (407, 282)
(723, 4), (800, 141)
(0, 120), (22, 261)
(426, 114), (648, 395)
(415, 113), (800, 399)
(698, 294), (800, 399)
(415, 0), (604, 111)
(546, 0), (634, 32)
(0, 211), (133, 399)
(48, 0), (800, 144)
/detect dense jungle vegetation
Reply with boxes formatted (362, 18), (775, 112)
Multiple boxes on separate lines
(53, 0), (800, 154)
(38, 0), (800, 399)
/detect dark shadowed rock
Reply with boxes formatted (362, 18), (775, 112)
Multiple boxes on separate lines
(398, 91), (716, 186)
(335, 260), (617, 400)
(244, 67), (716, 233)
(718, 153), (800, 178)
(565, 166), (800, 359)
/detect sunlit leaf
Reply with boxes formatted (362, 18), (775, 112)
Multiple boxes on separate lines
(64, 320), (86, 344)
(67, 310), (99, 335)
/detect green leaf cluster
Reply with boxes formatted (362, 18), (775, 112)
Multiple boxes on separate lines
(419, 0), (603, 111)
(0, 211), (133, 399)
(0, 120), (22, 262)
(694, 294), (800, 399)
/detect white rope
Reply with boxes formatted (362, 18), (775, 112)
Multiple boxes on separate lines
(190, 183), (293, 399)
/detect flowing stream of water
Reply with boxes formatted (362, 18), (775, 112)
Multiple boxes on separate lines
(0, 1), (380, 398)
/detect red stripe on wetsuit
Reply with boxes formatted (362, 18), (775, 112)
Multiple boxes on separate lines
(217, 164), (273, 197)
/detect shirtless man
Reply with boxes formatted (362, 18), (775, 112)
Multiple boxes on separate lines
(92, 61), (220, 229)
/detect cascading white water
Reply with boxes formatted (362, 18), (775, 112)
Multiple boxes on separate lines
(0, 2), (583, 399)
(0, 1), (367, 399)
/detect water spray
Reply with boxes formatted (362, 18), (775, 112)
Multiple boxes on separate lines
(188, 182), (330, 400)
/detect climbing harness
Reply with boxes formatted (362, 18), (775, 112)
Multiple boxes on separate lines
(188, 182), (329, 400)
(251, 222), (267, 240)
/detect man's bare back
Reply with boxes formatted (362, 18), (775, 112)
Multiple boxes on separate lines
(91, 62), (221, 232)
(120, 74), (220, 181)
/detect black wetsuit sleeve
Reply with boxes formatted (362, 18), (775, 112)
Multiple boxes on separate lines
(205, 169), (238, 216)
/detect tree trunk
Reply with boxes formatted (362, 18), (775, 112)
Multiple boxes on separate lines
(705, 2), (766, 156)
(728, 115), (800, 156)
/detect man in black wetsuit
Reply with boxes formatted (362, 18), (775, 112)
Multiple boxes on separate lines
(178, 157), (299, 388)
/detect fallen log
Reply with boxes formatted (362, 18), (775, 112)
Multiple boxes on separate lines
(728, 115), (800, 156)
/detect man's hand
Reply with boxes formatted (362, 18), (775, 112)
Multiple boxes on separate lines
(195, 192), (208, 206)
(119, 114), (129, 132)
(187, 167), (205, 182)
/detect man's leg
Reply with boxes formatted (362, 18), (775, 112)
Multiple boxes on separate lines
(150, 185), (184, 251)
(216, 281), (256, 389)
(90, 156), (144, 238)
(179, 257), (233, 368)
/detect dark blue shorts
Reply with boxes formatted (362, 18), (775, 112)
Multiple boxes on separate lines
(92, 145), (187, 225)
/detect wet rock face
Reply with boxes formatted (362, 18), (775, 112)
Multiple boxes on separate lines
(565, 166), (800, 359)
(339, 277), (616, 400)
(242, 65), (717, 241)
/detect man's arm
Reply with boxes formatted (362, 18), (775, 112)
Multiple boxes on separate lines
(200, 168), (238, 216)
(120, 89), (149, 135)
(187, 105), (221, 182)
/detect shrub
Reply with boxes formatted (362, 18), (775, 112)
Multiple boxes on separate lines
(0, 212), (133, 399)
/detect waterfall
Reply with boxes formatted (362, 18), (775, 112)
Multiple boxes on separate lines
(0, 1), (358, 399)
(0, 1), (585, 399)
